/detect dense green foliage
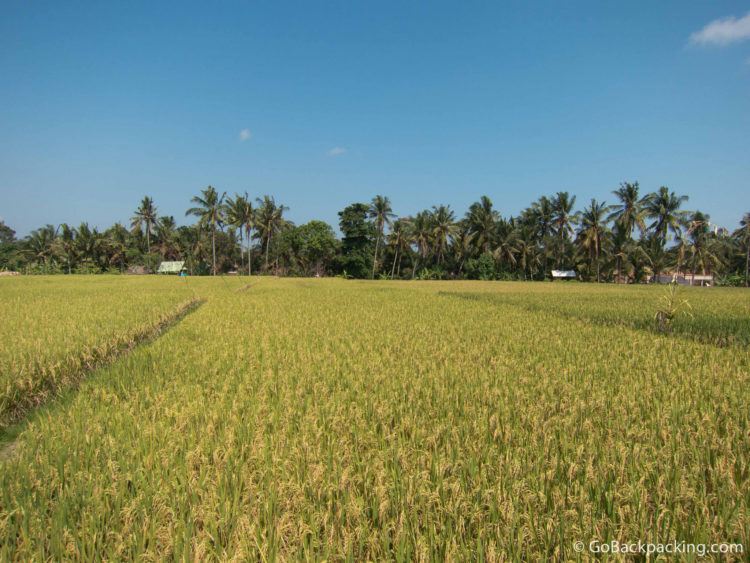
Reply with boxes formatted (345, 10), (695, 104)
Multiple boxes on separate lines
(338, 203), (376, 279)
(0, 277), (747, 559)
(2, 183), (749, 285)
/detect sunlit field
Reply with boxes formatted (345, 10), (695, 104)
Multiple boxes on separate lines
(0, 276), (748, 560)
(0, 276), (197, 428)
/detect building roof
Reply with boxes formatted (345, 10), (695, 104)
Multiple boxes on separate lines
(654, 273), (714, 285)
(551, 270), (576, 278)
(157, 261), (186, 273)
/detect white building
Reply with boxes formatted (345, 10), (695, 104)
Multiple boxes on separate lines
(551, 270), (576, 280)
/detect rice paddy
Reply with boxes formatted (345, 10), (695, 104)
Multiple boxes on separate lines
(0, 276), (197, 428)
(0, 276), (747, 560)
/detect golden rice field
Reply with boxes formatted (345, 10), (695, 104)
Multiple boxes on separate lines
(0, 276), (748, 560)
(0, 276), (198, 428)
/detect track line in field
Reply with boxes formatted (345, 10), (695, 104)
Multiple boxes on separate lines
(0, 298), (205, 458)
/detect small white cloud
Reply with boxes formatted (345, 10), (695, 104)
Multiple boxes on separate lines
(690, 12), (750, 46)
(327, 146), (347, 157)
(239, 128), (252, 141)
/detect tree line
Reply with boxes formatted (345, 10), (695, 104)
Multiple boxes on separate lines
(2, 183), (749, 285)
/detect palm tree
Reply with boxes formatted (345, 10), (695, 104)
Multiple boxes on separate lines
(552, 191), (577, 268)
(75, 223), (102, 270)
(644, 235), (668, 284)
(410, 211), (432, 278)
(492, 227), (518, 272)
(105, 223), (130, 272)
(672, 231), (690, 276)
(465, 196), (499, 254)
(514, 226), (541, 281)
(368, 195), (395, 278)
(191, 232), (211, 274)
(24, 224), (57, 269)
(522, 196), (555, 277)
(254, 195), (288, 273)
(430, 205), (458, 265)
(686, 211), (722, 278)
(644, 186), (688, 246)
(130, 196), (158, 254)
(238, 193), (256, 275)
(226, 193), (254, 275)
(733, 212), (750, 287)
(225, 198), (244, 273)
(388, 218), (412, 278)
(608, 182), (646, 281)
(643, 186), (689, 281)
(608, 182), (646, 237)
(186, 186), (226, 275)
(155, 216), (179, 260)
(451, 224), (476, 275)
(530, 196), (554, 241)
(55, 223), (76, 274)
(627, 239), (654, 283)
(577, 198), (611, 282)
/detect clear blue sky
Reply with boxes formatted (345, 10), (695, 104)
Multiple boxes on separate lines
(1, 1), (748, 236)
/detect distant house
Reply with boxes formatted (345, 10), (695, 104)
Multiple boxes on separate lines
(653, 273), (713, 287)
(551, 270), (576, 280)
(157, 261), (186, 274)
(684, 274), (713, 287)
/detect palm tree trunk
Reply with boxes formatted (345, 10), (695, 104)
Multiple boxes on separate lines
(596, 252), (600, 282)
(616, 255), (621, 283)
(238, 230), (244, 273)
(211, 228), (217, 276)
(264, 233), (271, 271)
(390, 249), (398, 278)
(247, 229), (253, 276)
(372, 232), (381, 279)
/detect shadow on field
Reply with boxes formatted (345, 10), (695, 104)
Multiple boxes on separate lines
(439, 291), (750, 349)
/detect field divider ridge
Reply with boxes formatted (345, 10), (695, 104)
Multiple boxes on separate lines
(0, 297), (205, 432)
